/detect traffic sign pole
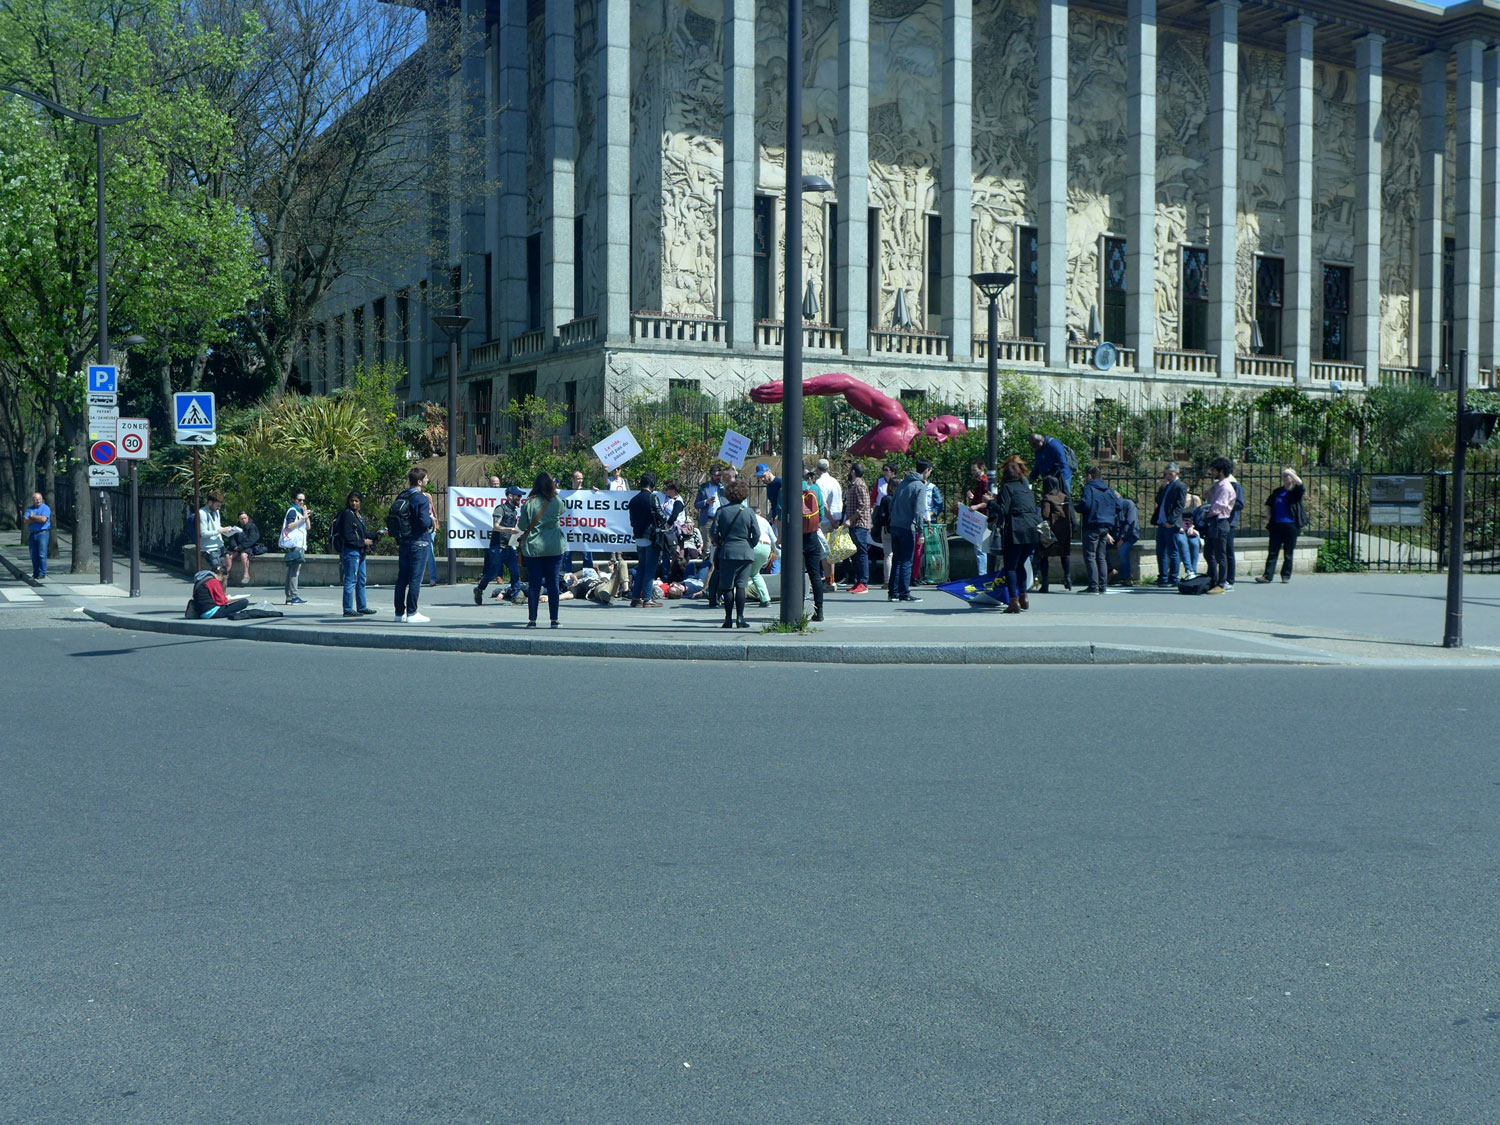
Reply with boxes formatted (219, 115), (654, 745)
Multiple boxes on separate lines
(129, 460), (140, 597)
(193, 447), (202, 572)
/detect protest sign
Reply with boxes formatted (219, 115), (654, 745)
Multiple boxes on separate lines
(717, 428), (751, 468)
(592, 426), (642, 471)
(447, 488), (639, 553)
(956, 503), (988, 550)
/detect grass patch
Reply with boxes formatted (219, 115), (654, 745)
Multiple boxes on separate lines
(761, 614), (817, 634)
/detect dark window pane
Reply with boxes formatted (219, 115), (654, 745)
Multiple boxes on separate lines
(1322, 265), (1351, 362)
(926, 214), (942, 318)
(1018, 226), (1039, 339)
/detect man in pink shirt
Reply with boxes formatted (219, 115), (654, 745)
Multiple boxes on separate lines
(1204, 457), (1237, 593)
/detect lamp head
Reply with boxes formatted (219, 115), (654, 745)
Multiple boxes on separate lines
(800, 174), (835, 194)
(970, 272), (1016, 301)
(432, 314), (472, 340)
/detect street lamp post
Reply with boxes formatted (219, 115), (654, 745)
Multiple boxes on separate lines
(969, 273), (1016, 490)
(778, 0), (835, 625)
(432, 314), (472, 586)
(1, 85), (139, 585)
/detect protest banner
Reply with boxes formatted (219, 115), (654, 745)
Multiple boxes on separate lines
(956, 503), (987, 550)
(717, 428), (751, 468)
(447, 488), (639, 553)
(592, 426), (642, 471)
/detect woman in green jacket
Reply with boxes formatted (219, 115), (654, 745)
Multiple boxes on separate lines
(519, 472), (567, 627)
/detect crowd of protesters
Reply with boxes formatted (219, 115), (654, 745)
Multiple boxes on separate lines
(170, 430), (1309, 626)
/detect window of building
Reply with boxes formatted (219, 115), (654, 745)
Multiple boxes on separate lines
(449, 266), (462, 318)
(1102, 237), (1127, 345)
(1442, 235), (1455, 374)
(352, 306), (364, 365)
(373, 297), (387, 365)
(573, 216), (585, 320)
(1322, 264), (1351, 362)
(507, 371), (536, 443)
(334, 314), (346, 383)
(1254, 256), (1284, 356)
(1181, 247), (1209, 352)
(317, 323), (328, 392)
(564, 380), (577, 437)
(395, 290), (410, 380)
(1017, 226), (1039, 340)
(925, 214), (942, 322)
(753, 195), (775, 321)
(867, 208), (880, 333)
(469, 380), (492, 454)
(526, 233), (542, 331)
(825, 201), (838, 327)
(483, 254), (493, 341)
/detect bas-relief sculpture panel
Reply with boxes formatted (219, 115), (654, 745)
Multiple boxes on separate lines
(971, 0), (1035, 330)
(525, 12), (544, 233)
(575, 0), (599, 320)
(1382, 84), (1421, 366)
(630, 3), (667, 313)
(1155, 29), (1212, 351)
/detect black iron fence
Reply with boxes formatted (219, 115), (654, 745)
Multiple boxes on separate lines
(53, 478), (192, 564)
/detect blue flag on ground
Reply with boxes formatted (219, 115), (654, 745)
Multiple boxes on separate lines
(937, 570), (1012, 608)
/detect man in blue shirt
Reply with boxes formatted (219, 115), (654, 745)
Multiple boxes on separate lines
(1028, 433), (1073, 493)
(756, 463), (781, 524)
(23, 492), (50, 579)
(392, 467), (434, 622)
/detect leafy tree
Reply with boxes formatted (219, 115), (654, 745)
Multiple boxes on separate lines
(0, 0), (260, 569)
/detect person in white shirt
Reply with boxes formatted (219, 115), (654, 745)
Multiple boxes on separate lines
(749, 507), (777, 607)
(607, 467), (629, 492)
(814, 458), (843, 589)
(197, 493), (238, 566)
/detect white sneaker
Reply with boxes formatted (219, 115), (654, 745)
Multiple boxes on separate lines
(394, 613), (406, 622)
(406, 612), (431, 623)
(1224, 583), (1234, 592)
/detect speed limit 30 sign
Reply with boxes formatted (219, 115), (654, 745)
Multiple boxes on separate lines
(117, 418), (150, 460)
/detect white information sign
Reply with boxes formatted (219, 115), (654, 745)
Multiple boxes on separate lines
(87, 392), (118, 408)
(117, 418), (150, 460)
(591, 426), (642, 471)
(88, 405), (119, 442)
(447, 488), (639, 553)
(717, 428), (752, 468)
(88, 463), (120, 488)
(956, 503), (988, 550)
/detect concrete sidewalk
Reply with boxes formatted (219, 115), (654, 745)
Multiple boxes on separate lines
(7, 532), (1500, 665)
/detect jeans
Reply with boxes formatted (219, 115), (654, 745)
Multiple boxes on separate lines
(631, 543), (660, 602)
(1156, 526), (1187, 583)
(422, 530), (437, 582)
(1225, 529), (1237, 584)
(1265, 523), (1298, 579)
(1185, 533), (1201, 577)
(478, 544), (521, 597)
(524, 553), (563, 622)
(802, 533), (824, 613)
(1002, 542), (1031, 603)
(396, 541), (425, 614)
(341, 550), (367, 613)
(849, 526), (872, 586)
(889, 527), (916, 599)
(1082, 526), (1110, 590)
(29, 530), (48, 577)
(562, 549), (595, 573)
(1115, 536), (1138, 582)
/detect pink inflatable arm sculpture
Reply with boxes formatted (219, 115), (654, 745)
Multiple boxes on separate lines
(749, 372), (967, 457)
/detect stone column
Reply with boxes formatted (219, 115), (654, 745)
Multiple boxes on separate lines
(1484, 48), (1500, 373)
(1038, 0), (1067, 369)
(460, 0), (487, 360)
(941, 0), (973, 359)
(497, 0), (528, 352)
(1456, 40), (1484, 387)
(542, 0), (576, 339)
(1208, 0), (1239, 379)
(598, 0), (631, 344)
(1126, 0), (1156, 375)
(722, 0), (755, 348)
(1284, 16), (1314, 385)
(1418, 50), (1446, 381)
(837, 0), (870, 355)
(1354, 35), (1383, 386)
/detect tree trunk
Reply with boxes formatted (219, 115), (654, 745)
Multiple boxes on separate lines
(59, 412), (93, 574)
(158, 355), (173, 413)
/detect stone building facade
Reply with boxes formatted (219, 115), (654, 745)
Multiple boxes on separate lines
(306, 0), (1500, 450)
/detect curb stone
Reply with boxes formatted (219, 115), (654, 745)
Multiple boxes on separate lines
(80, 607), (1327, 666)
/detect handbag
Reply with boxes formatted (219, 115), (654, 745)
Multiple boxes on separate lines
(828, 525), (855, 563)
(1035, 516), (1056, 548)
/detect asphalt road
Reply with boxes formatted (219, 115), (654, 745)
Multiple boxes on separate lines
(2, 624), (1496, 1123)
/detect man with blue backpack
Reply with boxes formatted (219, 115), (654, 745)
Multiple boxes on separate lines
(1029, 433), (1077, 494)
(1075, 466), (1119, 594)
(387, 466), (434, 623)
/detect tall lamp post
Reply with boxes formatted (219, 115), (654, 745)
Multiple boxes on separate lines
(778, 0), (835, 624)
(969, 272), (1015, 489)
(432, 313), (471, 586)
(2, 85), (139, 584)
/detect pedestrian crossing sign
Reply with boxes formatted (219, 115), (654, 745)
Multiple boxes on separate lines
(173, 391), (217, 445)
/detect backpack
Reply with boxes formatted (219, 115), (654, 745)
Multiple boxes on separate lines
(1060, 442), (1080, 480)
(329, 512), (344, 554)
(387, 490), (416, 543)
(1178, 574), (1213, 595)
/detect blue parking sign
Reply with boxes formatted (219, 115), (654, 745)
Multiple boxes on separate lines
(88, 365), (118, 393)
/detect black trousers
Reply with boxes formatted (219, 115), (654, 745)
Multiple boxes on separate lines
(1265, 524), (1298, 579)
(802, 534), (824, 613)
(1225, 528), (1237, 583)
(1205, 530), (1228, 588)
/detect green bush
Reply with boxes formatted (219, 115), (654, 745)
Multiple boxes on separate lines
(1315, 537), (1366, 573)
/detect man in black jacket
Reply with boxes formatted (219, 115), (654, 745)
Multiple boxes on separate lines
(1152, 462), (1188, 586)
(332, 492), (378, 617)
(627, 473), (665, 607)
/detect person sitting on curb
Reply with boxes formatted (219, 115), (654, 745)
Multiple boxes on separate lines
(186, 557), (252, 620)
